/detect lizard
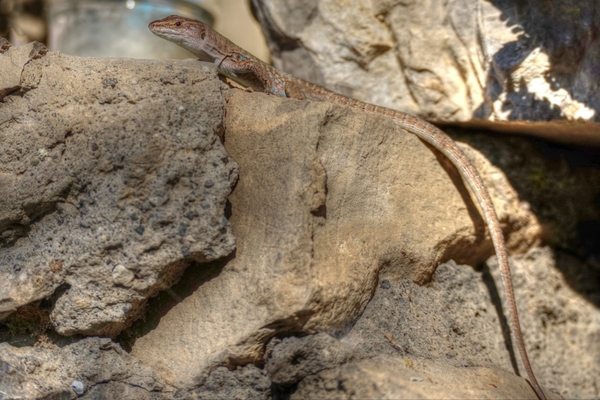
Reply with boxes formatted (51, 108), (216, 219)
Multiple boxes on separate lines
(148, 15), (547, 400)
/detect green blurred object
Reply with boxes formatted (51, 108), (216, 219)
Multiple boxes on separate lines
(47, 0), (213, 58)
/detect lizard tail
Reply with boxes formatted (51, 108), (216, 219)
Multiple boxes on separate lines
(330, 96), (547, 400)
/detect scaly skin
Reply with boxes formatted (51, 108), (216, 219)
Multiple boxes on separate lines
(148, 15), (546, 400)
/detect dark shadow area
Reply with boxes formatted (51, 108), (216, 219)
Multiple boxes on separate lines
(528, 135), (600, 261)
(0, 283), (84, 349)
(555, 250), (600, 309)
(449, 127), (600, 310)
(0, 301), (52, 348)
(516, 136), (600, 258)
(271, 382), (295, 400)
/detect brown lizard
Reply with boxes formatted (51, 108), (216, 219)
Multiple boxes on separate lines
(148, 15), (547, 400)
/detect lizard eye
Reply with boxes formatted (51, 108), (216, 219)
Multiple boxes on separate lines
(175, 21), (181, 26)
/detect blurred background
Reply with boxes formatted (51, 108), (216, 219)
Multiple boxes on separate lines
(0, 0), (269, 60)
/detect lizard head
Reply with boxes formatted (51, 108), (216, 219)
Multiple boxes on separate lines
(148, 15), (217, 63)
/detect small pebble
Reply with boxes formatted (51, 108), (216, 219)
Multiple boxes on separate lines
(112, 264), (135, 287)
(71, 380), (84, 395)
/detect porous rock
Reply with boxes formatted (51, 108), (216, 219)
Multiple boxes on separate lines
(0, 44), (237, 336)
(0, 337), (168, 399)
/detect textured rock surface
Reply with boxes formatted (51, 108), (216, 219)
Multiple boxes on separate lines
(175, 365), (271, 400)
(0, 337), (169, 399)
(1, 36), (599, 399)
(0, 40), (47, 99)
(130, 89), (540, 386)
(291, 356), (551, 400)
(251, 0), (600, 144)
(0, 44), (237, 336)
(265, 333), (351, 387)
(488, 250), (600, 399)
(263, 248), (597, 399)
(352, 248), (599, 399)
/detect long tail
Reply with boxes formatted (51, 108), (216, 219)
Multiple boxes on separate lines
(328, 94), (546, 400)
(386, 112), (546, 400)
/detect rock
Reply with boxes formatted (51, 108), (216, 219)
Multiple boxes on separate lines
(130, 89), (540, 386)
(112, 264), (136, 287)
(0, 337), (169, 399)
(2, 39), (597, 399)
(178, 365), (271, 400)
(487, 248), (600, 399)
(0, 41), (47, 99)
(0, 49), (237, 336)
(264, 247), (598, 399)
(344, 260), (514, 370)
(252, 0), (600, 144)
(291, 355), (557, 399)
(265, 333), (351, 387)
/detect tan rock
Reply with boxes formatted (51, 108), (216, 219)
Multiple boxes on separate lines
(0, 40), (46, 99)
(292, 355), (560, 399)
(131, 88), (540, 386)
(3, 39), (596, 399)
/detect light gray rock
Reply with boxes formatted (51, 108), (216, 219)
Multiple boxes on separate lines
(264, 247), (597, 399)
(251, 0), (600, 144)
(0, 46), (237, 336)
(176, 365), (271, 400)
(339, 247), (599, 399)
(487, 248), (600, 399)
(0, 337), (169, 399)
(265, 333), (351, 387)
